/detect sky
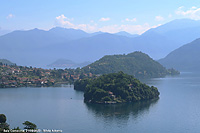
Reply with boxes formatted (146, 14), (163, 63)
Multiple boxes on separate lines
(1, 0), (200, 34)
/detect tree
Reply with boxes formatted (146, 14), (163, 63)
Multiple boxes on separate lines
(0, 114), (9, 132)
(23, 121), (37, 130)
(0, 114), (6, 123)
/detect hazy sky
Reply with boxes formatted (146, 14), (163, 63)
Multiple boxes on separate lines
(1, 0), (200, 34)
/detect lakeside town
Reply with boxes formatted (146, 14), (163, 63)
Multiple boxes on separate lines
(0, 62), (93, 88)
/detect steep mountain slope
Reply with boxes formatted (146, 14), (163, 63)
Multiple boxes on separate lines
(159, 38), (200, 71)
(132, 31), (177, 59)
(133, 19), (200, 59)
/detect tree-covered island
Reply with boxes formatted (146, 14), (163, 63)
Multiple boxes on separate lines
(74, 72), (160, 104)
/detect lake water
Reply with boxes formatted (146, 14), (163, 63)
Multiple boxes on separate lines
(1, 72), (200, 133)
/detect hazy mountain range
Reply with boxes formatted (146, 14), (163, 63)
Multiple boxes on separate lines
(47, 59), (91, 68)
(0, 29), (11, 36)
(0, 59), (15, 65)
(1, 18), (200, 67)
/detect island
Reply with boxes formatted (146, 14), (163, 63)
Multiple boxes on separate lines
(74, 72), (160, 104)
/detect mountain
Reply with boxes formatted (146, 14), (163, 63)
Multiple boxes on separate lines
(1, 19), (200, 67)
(151, 19), (200, 33)
(0, 28), (70, 66)
(47, 59), (91, 68)
(49, 27), (90, 40)
(0, 28), (134, 67)
(0, 29), (11, 36)
(114, 31), (139, 38)
(0, 59), (15, 65)
(132, 19), (200, 59)
(46, 33), (134, 63)
(159, 38), (200, 71)
(81, 51), (179, 78)
(90, 31), (105, 36)
(47, 59), (76, 68)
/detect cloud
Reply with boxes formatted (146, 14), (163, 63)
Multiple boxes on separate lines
(99, 17), (110, 21)
(168, 14), (172, 18)
(175, 6), (200, 20)
(55, 14), (74, 27)
(125, 18), (137, 22)
(54, 14), (160, 34)
(99, 23), (160, 34)
(155, 16), (164, 21)
(55, 14), (98, 32)
(6, 14), (14, 19)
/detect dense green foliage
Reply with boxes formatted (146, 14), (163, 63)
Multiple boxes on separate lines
(82, 51), (179, 79)
(75, 72), (160, 104)
(74, 78), (91, 91)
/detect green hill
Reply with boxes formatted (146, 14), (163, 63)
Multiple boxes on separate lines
(74, 72), (160, 104)
(82, 51), (179, 79)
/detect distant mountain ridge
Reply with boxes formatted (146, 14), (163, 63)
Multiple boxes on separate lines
(0, 29), (11, 36)
(0, 59), (15, 65)
(1, 19), (200, 67)
(114, 31), (139, 38)
(49, 27), (90, 40)
(132, 19), (200, 59)
(47, 59), (91, 68)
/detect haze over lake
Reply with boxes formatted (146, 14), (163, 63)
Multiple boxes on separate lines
(0, 72), (200, 133)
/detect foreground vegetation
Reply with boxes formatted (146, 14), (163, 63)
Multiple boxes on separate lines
(74, 72), (160, 104)
(0, 114), (37, 133)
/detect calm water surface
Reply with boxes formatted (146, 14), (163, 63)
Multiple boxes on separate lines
(1, 72), (200, 133)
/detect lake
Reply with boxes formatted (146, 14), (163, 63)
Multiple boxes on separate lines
(1, 72), (200, 133)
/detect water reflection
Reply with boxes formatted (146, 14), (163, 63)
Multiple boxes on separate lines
(85, 99), (159, 126)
